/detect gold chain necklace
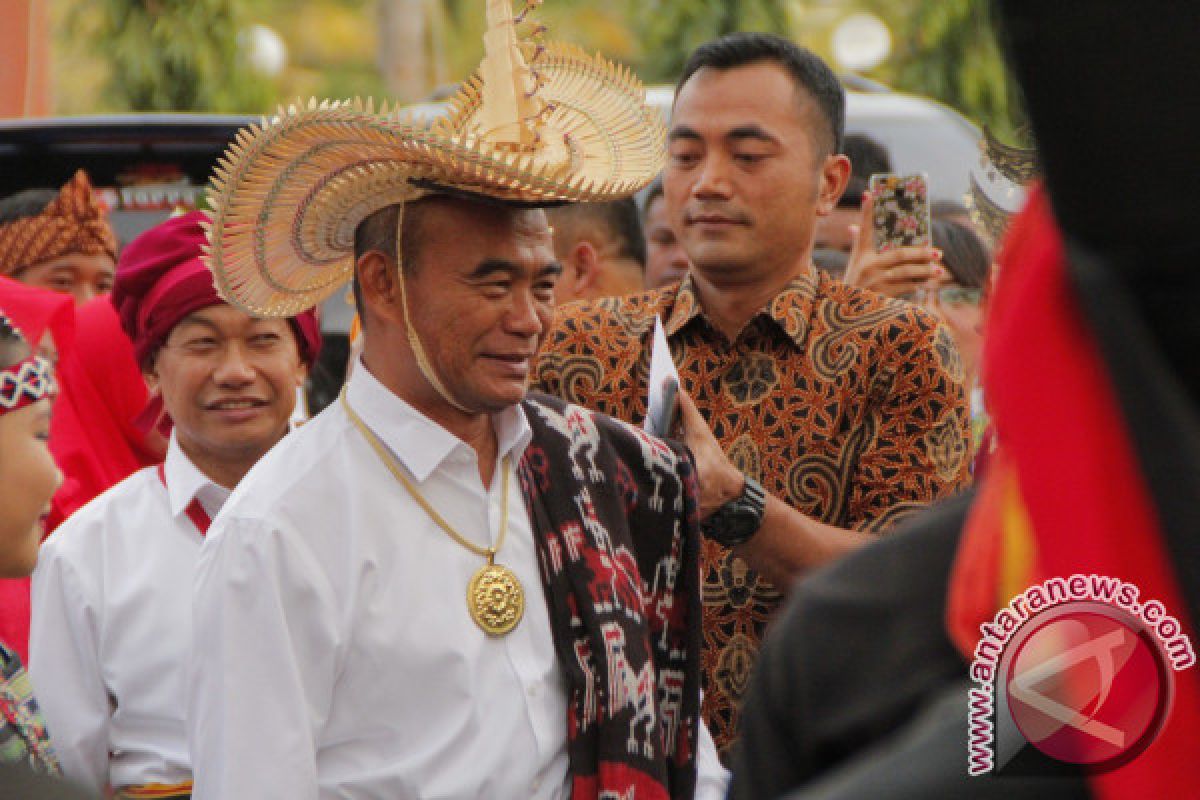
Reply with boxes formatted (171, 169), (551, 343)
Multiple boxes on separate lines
(340, 391), (525, 636)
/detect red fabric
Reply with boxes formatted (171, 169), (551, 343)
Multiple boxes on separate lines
(0, 279), (75, 664)
(953, 187), (1200, 795)
(0, 276), (74, 363)
(111, 212), (321, 367)
(48, 297), (163, 524)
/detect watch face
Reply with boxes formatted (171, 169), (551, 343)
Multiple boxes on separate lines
(726, 507), (759, 541)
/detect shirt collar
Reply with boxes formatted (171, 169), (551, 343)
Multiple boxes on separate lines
(343, 357), (532, 483)
(664, 268), (821, 349)
(162, 432), (230, 518)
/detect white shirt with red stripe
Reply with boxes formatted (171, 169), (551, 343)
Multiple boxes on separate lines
(29, 434), (228, 795)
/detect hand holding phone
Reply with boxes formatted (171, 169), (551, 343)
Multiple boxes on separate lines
(841, 174), (942, 300)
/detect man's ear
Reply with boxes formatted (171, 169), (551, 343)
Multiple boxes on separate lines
(816, 153), (852, 218)
(570, 240), (601, 297)
(356, 251), (405, 325)
(142, 355), (160, 394)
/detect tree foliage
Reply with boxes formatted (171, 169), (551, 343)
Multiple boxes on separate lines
(635, 0), (791, 83)
(859, 0), (1025, 139)
(79, 0), (273, 112)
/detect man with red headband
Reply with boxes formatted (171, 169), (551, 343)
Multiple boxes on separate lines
(0, 170), (118, 305)
(27, 211), (321, 799)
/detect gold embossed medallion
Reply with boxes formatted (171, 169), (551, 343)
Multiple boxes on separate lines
(468, 562), (525, 635)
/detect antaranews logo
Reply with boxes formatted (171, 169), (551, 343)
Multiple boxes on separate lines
(967, 574), (1196, 775)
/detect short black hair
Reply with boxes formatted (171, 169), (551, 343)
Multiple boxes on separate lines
(932, 218), (990, 289)
(548, 198), (646, 268)
(676, 32), (845, 157)
(350, 203), (423, 324)
(839, 133), (893, 208)
(0, 189), (57, 226)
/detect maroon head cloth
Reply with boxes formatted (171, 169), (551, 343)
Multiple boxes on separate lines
(111, 211), (322, 366)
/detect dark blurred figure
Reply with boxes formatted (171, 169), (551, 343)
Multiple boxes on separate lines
(729, 1), (1200, 798)
(640, 179), (691, 289)
(547, 198), (645, 304)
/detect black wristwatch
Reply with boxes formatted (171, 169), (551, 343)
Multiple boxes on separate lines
(701, 474), (766, 548)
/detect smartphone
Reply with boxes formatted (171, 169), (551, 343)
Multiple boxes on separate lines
(869, 173), (931, 252)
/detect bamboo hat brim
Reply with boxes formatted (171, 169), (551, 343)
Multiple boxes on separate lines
(203, 41), (665, 318)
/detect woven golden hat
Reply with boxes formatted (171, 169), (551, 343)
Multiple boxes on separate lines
(204, 0), (665, 317)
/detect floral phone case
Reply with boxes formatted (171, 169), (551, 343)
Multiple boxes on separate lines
(869, 173), (931, 251)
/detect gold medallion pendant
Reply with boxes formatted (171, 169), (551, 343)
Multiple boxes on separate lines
(468, 562), (525, 636)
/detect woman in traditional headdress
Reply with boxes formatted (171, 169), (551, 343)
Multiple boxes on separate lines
(0, 309), (63, 776)
(0, 278), (73, 664)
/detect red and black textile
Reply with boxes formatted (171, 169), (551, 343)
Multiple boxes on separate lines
(518, 392), (701, 800)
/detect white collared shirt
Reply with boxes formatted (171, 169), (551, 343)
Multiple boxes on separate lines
(30, 434), (230, 794)
(188, 361), (727, 800)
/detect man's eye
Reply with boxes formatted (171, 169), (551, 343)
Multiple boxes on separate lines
(733, 152), (766, 165)
(668, 148), (700, 167)
(184, 338), (218, 351)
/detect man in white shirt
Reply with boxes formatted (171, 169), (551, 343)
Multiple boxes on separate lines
(29, 212), (321, 798)
(189, 2), (726, 797)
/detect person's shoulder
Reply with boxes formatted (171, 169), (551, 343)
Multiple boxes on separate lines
(815, 272), (953, 367)
(217, 401), (353, 523)
(40, 466), (161, 557)
(817, 271), (941, 336)
(548, 285), (679, 344)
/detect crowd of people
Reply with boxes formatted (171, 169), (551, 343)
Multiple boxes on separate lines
(0, 1), (1196, 798)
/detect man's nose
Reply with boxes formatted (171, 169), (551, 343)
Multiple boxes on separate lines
(74, 284), (97, 306)
(692, 154), (733, 199)
(212, 342), (257, 385)
(505, 289), (544, 336)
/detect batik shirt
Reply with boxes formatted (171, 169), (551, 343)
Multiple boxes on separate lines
(0, 643), (59, 775)
(534, 269), (972, 757)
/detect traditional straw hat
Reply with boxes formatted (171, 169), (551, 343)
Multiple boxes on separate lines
(204, 0), (665, 317)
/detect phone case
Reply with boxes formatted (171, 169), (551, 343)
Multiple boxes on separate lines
(869, 173), (931, 251)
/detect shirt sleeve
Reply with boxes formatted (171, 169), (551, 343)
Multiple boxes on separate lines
(846, 317), (972, 532)
(187, 515), (341, 800)
(29, 538), (112, 794)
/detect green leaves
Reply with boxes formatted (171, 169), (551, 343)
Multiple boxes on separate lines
(89, 0), (273, 112)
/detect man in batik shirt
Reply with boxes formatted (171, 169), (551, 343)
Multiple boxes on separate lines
(534, 33), (972, 758)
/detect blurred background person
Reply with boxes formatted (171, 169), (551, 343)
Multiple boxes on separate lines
(641, 178), (691, 289)
(547, 198), (646, 304)
(923, 218), (992, 468)
(0, 171), (117, 306)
